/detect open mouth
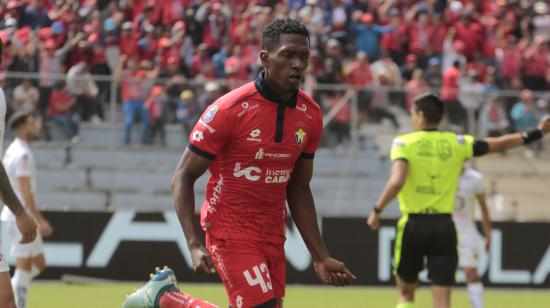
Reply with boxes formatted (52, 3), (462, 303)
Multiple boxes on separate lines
(289, 75), (302, 83)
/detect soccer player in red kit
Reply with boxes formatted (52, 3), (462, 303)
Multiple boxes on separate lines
(122, 18), (356, 308)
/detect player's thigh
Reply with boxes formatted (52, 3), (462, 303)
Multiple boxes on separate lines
(394, 216), (426, 283)
(0, 271), (16, 308)
(265, 243), (286, 300)
(207, 239), (276, 308)
(427, 217), (458, 286)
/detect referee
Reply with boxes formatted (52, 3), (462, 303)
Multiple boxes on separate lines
(368, 93), (550, 308)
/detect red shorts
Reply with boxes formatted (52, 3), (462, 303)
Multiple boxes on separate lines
(206, 233), (285, 308)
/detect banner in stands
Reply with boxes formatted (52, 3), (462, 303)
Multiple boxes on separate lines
(3, 211), (549, 287)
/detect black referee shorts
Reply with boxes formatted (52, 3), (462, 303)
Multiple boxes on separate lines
(393, 213), (458, 286)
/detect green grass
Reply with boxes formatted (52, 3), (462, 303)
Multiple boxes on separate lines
(29, 283), (549, 307)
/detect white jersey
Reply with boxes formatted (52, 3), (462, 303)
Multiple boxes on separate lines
(453, 168), (485, 231)
(0, 138), (37, 222)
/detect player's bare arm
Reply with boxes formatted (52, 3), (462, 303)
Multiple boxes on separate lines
(482, 115), (550, 153)
(0, 163), (36, 244)
(18, 176), (52, 237)
(287, 158), (356, 286)
(477, 193), (492, 252)
(368, 160), (408, 231)
(171, 148), (216, 276)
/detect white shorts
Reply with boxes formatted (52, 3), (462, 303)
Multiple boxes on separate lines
(0, 237), (8, 272)
(457, 226), (482, 268)
(5, 221), (43, 259)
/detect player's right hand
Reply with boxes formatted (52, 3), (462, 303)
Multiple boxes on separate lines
(38, 219), (54, 237)
(367, 212), (381, 230)
(538, 115), (550, 134)
(15, 211), (37, 244)
(190, 245), (217, 276)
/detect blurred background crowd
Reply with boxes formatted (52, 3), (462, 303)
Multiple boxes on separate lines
(0, 0), (549, 151)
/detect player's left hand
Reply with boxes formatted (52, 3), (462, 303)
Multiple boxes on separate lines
(314, 258), (356, 286)
(367, 212), (380, 230)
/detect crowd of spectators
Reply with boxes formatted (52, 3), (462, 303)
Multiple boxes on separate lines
(0, 0), (549, 149)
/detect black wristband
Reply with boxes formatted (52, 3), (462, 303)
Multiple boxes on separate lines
(522, 128), (544, 145)
(373, 207), (382, 214)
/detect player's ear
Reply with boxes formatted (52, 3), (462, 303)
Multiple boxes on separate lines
(259, 50), (269, 69)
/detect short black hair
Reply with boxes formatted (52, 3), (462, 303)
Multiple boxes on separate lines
(414, 92), (444, 125)
(261, 18), (309, 51)
(9, 110), (35, 131)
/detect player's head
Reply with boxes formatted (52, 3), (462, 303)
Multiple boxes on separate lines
(411, 92), (444, 130)
(9, 110), (41, 141)
(260, 18), (310, 94)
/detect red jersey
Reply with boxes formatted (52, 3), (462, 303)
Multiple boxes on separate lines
(188, 73), (323, 245)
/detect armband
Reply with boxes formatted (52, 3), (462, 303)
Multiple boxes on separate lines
(521, 128), (544, 145)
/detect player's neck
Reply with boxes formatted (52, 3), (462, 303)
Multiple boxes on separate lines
(15, 133), (31, 144)
(263, 76), (294, 103)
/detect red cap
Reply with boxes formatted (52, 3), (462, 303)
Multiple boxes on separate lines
(158, 37), (171, 48)
(88, 32), (101, 43)
(15, 27), (31, 43)
(521, 89), (533, 101)
(0, 32), (8, 44)
(167, 55), (179, 65)
(38, 27), (54, 41)
(151, 86), (164, 97)
(406, 54), (417, 62)
(211, 1), (222, 10)
(360, 13), (373, 24)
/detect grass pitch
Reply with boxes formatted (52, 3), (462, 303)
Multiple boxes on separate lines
(29, 283), (549, 307)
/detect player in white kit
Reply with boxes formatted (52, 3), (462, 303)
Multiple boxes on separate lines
(0, 40), (38, 308)
(453, 166), (492, 308)
(0, 111), (52, 308)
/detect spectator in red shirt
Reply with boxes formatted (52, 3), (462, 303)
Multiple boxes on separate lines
(521, 38), (549, 91)
(224, 45), (250, 90)
(441, 60), (467, 132)
(119, 21), (138, 58)
(145, 85), (166, 146)
(407, 4), (434, 67)
(406, 69), (430, 112)
(496, 35), (522, 88)
(345, 51), (373, 126)
(47, 80), (79, 142)
(381, 8), (407, 65)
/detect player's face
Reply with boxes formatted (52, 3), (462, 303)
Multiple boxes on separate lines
(26, 116), (42, 140)
(262, 34), (310, 94)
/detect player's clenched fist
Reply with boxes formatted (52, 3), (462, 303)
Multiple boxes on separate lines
(314, 257), (356, 286)
(190, 245), (217, 276)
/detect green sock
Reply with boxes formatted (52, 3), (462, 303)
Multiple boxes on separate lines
(396, 302), (415, 308)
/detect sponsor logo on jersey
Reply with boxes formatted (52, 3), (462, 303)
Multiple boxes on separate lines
(265, 169), (292, 184)
(297, 104), (307, 112)
(192, 130), (204, 141)
(198, 119), (216, 133)
(203, 105), (218, 122)
(208, 175), (223, 214)
(255, 148), (292, 160)
(247, 129), (262, 142)
(295, 128), (306, 147)
(238, 103), (259, 117)
(233, 162), (262, 181)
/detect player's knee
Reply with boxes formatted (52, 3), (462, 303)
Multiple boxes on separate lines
(464, 268), (479, 283)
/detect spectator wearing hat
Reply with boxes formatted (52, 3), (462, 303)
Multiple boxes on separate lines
(38, 32), (84, 119)
(47, 80), (79, 142)
(442, 60), (467, 132)
(114, 55), (155, 144)
(145, 85), (166, 146)
(350, 10), (395, 61)
(178, 89), (197, 135)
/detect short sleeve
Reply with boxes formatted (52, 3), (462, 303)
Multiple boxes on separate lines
(390, 137), (409, 161)
(475, 174), (486, 195)
(301, 109), (323, 159)
(457, 134), (475, 159)
(188, 102), (230, 160)
(14, 155), (32, 178)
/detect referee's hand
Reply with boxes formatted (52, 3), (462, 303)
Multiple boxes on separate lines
(367, 212), (381, 231)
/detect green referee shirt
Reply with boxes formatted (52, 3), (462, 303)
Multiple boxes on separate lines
(390, 130), (475, 214)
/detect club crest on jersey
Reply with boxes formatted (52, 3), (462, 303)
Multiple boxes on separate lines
(295, 128), (306, 147)
(203, 105), (218, 123)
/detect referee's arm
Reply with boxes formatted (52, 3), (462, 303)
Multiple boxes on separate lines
(367, 160), (408, 230)
(474, 115), (550, 156)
